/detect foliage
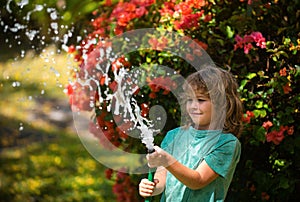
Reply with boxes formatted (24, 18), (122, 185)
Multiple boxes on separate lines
(0, 128), (115, 202)
(67, 0), (300, 201)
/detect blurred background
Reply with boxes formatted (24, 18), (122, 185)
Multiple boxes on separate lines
(0, 0), (117, 201)
(1, 0), (300, 202)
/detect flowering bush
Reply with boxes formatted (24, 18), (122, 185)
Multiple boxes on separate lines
(67, 0), (300, 201)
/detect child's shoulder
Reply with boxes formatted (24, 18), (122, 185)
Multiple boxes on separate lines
(220, 132), (239, 141)
(218, 132), (241, 147)
(166, 126), (188, 136)
(162, 127), (185, 143)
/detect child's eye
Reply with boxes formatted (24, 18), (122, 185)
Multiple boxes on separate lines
(197, 99), (205, 102)
(186, 98), (193, 102)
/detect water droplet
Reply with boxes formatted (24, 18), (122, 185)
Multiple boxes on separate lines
(21, 50), (25, 57)
(18, 0), (29, 9)
(50, 11), (58, 20)
(19, 123), (24, 131)
(50, 22), (58, 30)
(6, 0), (13, 13)
(12, 81), (21, 87)
(25, 30), (38, 41)
(50, 67), (60, 77)
(35, 5), (44, 11)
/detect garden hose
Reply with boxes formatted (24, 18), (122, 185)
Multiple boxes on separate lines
(145, 148), (155, 202)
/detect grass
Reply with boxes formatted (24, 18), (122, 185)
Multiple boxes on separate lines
(0, 47), (117, 202)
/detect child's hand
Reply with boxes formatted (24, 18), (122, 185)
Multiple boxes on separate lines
(146, 146), (175, 168)
(139, 178), (159, 197)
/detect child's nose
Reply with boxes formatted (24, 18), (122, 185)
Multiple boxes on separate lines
(190, 100), (198, 108)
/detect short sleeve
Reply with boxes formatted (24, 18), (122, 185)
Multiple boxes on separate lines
(204, 136), (241, 178)
(160, 127), (181, 153)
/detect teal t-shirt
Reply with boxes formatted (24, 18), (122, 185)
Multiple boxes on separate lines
(160, 126), (241, 202)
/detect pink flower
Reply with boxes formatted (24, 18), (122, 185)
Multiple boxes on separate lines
(262, 121), (273, 130)
(244, 43), (253, 54)
(234, 35), (244, 50)
(234, 31), (266, 54)
(135, 6), (147, 17)
(251, 32), (266, 48)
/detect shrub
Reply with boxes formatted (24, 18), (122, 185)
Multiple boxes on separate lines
(67, 0), (300, 201)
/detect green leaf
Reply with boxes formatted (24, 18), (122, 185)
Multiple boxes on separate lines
(272, 56), (278, 61)
(246, 73), (257, 79)
(253, 109), (267, 118)
(239, 79), (248, 91)
(277, 51), (289, 58)
(279, 177), (290, 189)
(295, 65), (300, 77)
(253, 126), (266, 142)
(158, 57), (164, 64)
(255, 100), (263, 108)
(226, 25), (234, 38)
(267, 88), (274, 94)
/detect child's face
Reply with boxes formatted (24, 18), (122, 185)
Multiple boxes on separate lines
(186, 90), (212, 130)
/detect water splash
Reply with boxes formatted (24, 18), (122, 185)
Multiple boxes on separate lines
(19, 122), (24, 131)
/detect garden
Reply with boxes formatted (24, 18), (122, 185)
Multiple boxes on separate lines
(1, 0), (299, 201)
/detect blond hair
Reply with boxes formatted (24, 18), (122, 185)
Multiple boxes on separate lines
(181, 66), (243, 137)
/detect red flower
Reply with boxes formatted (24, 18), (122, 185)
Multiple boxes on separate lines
(105, 168), (113, 179)
(109, 81), (118, 92)
(283, 83), (292, 94)
(148, 76), (177, 93)
(287, 126), (294, 135)
(186, 0), (206, 9)
(174, 12), (203, 30)
(247, 110), (255, 118)
(266, 130), (284, 145)
(149, 92), (157, 99)
(174, 2), (193, 15)
(141, 103), (150, 117)
(131, 0), (155, 7)
(148, 36), (168, 51)
(159, 2), (175, 17)
(99, 75), (106, 86)
(185, 53), (194, 61)
(135, 6), (147, 17)
(262, 120), (273, 130)
(111, 56), (130, 72)
(242, 110), (255, 123)
(261, 192), (270, 201)
(204, 14), (213, 22)
(279, 67), (287, 76)
(68, 45), (76, 53)
(266, 126), (288, 145)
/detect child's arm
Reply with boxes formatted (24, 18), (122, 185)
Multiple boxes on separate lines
(139, 166), (167, 197)
(148, 146), (218, 190)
